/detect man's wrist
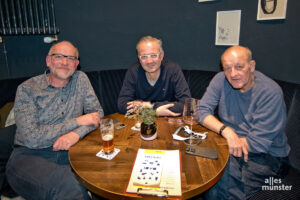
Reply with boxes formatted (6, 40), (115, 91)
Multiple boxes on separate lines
(218, 124), (227, 135)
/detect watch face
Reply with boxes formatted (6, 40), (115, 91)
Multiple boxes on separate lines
(261, 0), (277, 14)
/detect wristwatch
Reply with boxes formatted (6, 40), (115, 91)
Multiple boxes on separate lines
(218, 125), (227, 135)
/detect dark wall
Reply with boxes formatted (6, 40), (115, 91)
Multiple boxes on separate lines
(1, 0), (299, 84)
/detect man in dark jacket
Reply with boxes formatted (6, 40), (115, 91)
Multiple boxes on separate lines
(118, 36), (191, 116)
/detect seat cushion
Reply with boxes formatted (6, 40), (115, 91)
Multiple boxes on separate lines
(0, 102), (14, 129)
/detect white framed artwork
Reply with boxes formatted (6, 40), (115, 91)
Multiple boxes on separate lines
(215, 10), (241, 46)
(257, 0), (288, 20)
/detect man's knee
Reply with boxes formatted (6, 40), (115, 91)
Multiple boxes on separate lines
(6, 149), (89, 200)
(54, 171), (89, 200)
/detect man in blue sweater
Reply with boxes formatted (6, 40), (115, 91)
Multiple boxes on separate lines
(118, 36), (191, 116)
(196, 46), (290, 199)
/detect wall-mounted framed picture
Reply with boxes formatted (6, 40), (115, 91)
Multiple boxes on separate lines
(215, 10), (241, 46)
(257, 0), (288, 20)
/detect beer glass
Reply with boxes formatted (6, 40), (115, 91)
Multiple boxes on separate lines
(101, 118), (114, 154)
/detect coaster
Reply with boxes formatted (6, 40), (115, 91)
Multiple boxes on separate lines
(96, 148), (120, 160)
(131, 126), (140, 131)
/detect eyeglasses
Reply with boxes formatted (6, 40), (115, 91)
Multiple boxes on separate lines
(138, 53), (160, 61)
(50, 54), (78, 62)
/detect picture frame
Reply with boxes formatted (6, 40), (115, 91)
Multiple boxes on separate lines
(257, 0), (288, 20)
(215, 10), (241, 46)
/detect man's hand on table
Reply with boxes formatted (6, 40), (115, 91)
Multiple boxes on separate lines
(221, 126), (250, 162)
(126, 100), (152, 110)
(156, 104), (181, 117)
(126, 101), (181, 117)
(76, 112), (100, 127)
(53, 131), (80, 151)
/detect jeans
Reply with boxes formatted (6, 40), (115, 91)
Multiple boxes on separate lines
(205, 153), (287, 200)
(6, 146), (90, 200)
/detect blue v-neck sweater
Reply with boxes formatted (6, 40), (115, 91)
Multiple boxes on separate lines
(118, 60), (191, 114)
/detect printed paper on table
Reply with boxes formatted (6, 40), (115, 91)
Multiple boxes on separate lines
(126, 149), (181, 197)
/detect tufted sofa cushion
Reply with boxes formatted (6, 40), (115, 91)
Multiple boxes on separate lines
(183, 70), (216, 100)
(0, 78), (28, 109)
(275, 80), (300, 170)
(285, 88), (300, 171)
(86, 70), (127, 116)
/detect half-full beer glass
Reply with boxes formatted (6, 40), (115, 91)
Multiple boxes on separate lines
(101, 118), (114, 154)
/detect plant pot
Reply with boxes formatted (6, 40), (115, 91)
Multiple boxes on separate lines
(140, 122), (157, 141)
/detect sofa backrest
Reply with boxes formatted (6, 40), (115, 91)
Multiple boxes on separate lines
(279, 83), (300, 171)
(274, 80), (300, 171)
(86, 70), (127, 116)
(0, 77), (28, 109)
(183, 70), (217, 100)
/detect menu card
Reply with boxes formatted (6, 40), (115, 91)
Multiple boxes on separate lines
(126, 149), (181, 197)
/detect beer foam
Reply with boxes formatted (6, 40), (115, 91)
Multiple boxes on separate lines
(103, 134), (113, 141)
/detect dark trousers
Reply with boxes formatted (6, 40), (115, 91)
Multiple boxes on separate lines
(6, 146), (90, 200)
(205, 153), (287, 200)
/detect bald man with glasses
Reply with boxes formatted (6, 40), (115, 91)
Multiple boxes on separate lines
(6, 41), (103, 199)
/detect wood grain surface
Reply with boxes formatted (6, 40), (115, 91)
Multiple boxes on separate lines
(69, 113), (229, 199)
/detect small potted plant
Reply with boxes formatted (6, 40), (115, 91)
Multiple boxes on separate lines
(125, 105), (157, 141)
(139, 107), (157, 141)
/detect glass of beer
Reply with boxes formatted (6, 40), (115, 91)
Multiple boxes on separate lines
(100, 118), (114, 154)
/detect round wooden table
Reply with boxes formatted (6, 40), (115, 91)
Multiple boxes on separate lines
(69, 113), (229, 199)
